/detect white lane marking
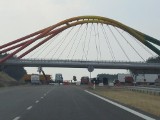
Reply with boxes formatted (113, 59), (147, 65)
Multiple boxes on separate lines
(47, 89), (53, 94)
(26, 106), (33, 110)
(44, 93), (46, 96)
(41, 97), (44, 99)
(35, 100), (39, 103)
(13, 116), (20, 120)
(85, 90), (156, 120)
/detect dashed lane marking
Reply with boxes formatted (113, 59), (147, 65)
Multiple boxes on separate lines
(35, 100), (39, 103)
(26, 106), (33, 110)
(13, 116), (20, 120)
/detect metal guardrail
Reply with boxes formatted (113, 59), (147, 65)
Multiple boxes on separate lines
(126, 86), (160, 96)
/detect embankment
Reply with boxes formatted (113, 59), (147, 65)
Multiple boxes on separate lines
(0, 72), (18, 87)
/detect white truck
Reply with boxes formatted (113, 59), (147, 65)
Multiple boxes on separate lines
(31, 74), (41, 84)
(135, 74), (158, 83)
(118, 73), (132, 82)
(118, 73), (159, 85)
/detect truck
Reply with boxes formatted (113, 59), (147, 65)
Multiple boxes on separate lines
(31, 74), (41, 84)
(23, 74), (51, 84)
(55, 73), (63, 83)
(118, 73), (159, 85)
(117, 73), (134, 85)
(81, 76), (89, 84)
(118, 73), (133, 82)
(39, 75), (51, 84)
(135, 74), (158, 85)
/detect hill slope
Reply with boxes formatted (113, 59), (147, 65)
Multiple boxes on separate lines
(0, 72), (18, 87)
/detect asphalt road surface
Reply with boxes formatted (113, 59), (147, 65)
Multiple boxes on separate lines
(0, 85), (158, 120)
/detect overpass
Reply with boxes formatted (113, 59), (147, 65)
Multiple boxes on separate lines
(1, 59), (160, 74)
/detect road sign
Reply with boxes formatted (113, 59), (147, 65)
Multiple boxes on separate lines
(88, 66), (94, 72)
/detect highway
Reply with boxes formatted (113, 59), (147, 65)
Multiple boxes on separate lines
(0, 85), (158, 120)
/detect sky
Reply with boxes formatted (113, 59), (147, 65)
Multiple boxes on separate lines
(0, 0), (160, 80)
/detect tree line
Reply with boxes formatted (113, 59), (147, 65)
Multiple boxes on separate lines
(146, 56), (160, 63)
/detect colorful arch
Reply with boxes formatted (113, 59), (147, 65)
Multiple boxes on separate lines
(0, 16), (160, 63)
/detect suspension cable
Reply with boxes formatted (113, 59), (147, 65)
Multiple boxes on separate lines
(128, 33), (155, 57)
(30, 36), (51, 58)
(57, 25), (82, 59)
(35, 33), (60, 58)
(43, 32), (64, 59)
(101, 24), (115, 60)
(51, 27), (74, 59)
(44, 33), (61, 58)
(85, 24), (93, 60)
(72, 24), (88, 59)
(93, 24), (99, 61)
(96, 23), (102, 60)
(67, 25), (82, 59)
(108, 25), (130, 61)
(114, 27), (145, 61)
(27, 37), (50, 58)
(81, 23), (89, 60)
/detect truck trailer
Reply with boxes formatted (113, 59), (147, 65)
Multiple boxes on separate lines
(135, 74), (158, 85)
(55, 73), (63, 83)
(118, 73), (159, 85)
(31, 74), (41, 84)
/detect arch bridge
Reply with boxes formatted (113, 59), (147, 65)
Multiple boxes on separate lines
(0, 16), (160, 73)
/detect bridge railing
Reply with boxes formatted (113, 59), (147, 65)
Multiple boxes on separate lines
(3, 58), (160, 66)
(1, 58), (160, 72)
(6, 58), (149, 64)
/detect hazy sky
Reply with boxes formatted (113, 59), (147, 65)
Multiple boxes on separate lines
(0, 0), (160, 80)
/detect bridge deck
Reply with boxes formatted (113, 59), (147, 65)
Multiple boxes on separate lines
(1, 59), (160, 74)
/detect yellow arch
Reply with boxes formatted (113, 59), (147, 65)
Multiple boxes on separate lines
(42, 15), (159, 55)
(46, 16), (145, 43)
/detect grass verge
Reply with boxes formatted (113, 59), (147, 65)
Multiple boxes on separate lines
(89, 86), (160, 117)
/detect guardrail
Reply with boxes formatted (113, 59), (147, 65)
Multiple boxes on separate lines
(126, 86), (160, 96)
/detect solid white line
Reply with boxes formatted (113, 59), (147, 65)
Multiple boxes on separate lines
(85, 90), (155, 120)
(13, 116), (20, 120)
(35, 100), (39, 103)
(26, 106), (33, 110)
